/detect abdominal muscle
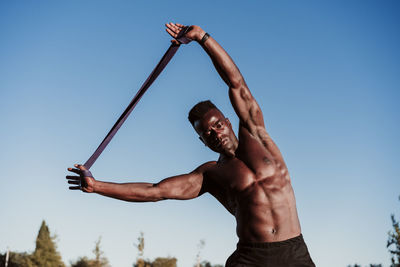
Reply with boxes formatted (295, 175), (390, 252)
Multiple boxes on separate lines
(234, 175), (302, 243)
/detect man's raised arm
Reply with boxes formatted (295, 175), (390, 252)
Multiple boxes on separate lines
(166, 23), (265, 134)
(66, 163), (211, 202)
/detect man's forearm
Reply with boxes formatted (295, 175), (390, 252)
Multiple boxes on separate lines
(93, 180), (161, 202)
(196, 29), (244, 88)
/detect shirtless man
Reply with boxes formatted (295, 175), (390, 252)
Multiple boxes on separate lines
(67, 23), (315, 266)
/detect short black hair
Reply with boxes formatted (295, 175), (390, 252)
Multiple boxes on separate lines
(188, 100), (220, 125)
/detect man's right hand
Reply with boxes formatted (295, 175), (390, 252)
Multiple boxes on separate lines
(66, 164), (95, 193)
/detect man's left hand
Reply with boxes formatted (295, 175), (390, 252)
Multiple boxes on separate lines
(165, 22), (205, 45)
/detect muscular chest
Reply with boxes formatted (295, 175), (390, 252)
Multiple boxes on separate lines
(211, 157), (283, 194)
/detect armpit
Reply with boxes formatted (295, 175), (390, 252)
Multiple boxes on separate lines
(256, 128), (284, 160)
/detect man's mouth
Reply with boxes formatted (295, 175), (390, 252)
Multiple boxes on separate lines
(215, 138), (227, 149)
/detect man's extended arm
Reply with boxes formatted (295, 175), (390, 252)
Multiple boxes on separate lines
(166, 23), (264, 134)
(166, 23), (284, 160)
(66, 163), (211, 202)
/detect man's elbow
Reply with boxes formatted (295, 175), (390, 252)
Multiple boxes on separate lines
(148, 184), (167, 202)
(126, 184), (165, 202)
(230, 77), (245, 90)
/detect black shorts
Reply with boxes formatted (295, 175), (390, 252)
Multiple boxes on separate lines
(225, 234), (315, 267)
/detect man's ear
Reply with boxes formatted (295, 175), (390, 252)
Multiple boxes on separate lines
(225, 118), (232, 128)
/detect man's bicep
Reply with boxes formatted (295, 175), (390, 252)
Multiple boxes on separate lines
(155, 167), (207, 200)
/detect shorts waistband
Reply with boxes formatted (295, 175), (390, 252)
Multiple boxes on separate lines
(237, 234), (304, 249)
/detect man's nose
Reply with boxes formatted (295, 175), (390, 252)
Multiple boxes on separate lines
(209, 129), (219, 139)
(214, 129), (223, 139)
(209, 130), (217, 139)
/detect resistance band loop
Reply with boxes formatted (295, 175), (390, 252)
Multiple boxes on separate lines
(84, 28), (191, 169)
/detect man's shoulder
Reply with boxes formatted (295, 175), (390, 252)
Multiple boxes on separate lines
(195, 161), (218, 173)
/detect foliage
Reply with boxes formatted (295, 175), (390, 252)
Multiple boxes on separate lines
(133, 257), (177, 267)
(92, 237), (110, 267)
(71, 256), (110, 267)
(136, 232), (145, 258)
(70, 237), (110, 267)
(134, 232), (151, 267)
(195, 239), (205, 267)
(1, 222), (222, 267)
(196, 260), (223, 267)
(133, 258), (152, 267)
(132, 232), (177, 267)
(31, 220), (65, 267)
(0, 251), (35, 267)
(388, 196), (400, 267)
(0, 220), (65, 267)
(70, 256), (93, 267)
(347, 264), (382, 267)
(152, 257), (177, 267)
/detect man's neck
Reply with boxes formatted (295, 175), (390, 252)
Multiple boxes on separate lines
(217, 136), (239, 163)
(218, 149), (237, 164)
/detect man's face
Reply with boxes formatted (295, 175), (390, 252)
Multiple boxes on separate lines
(193, 109), (236, 154)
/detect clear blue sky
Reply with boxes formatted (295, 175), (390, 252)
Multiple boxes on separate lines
(1, 1), (399, 266)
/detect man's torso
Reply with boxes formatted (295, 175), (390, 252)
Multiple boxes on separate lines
(203, 126), (301, 243)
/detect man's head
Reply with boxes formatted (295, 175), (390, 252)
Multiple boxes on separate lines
(188, 100), (238, 155)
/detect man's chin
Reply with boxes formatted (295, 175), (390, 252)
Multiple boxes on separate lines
(208, 142), (231, 154)
(218, 145), (231, 155)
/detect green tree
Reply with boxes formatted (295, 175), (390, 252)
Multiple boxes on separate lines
(0, 251), (35, 267)
(152, 257), (177, 267)
(133, 259), (152, 267)
(91, 237), (110, 267)
(31, 220), (65, 267)
(133, 232), (151, 267)
(132, 233), (177, 267)
(70, 237), (110, 267)
(388, 196), (400, 267)
(195, 239), (205, 267)
(136, 232), (145, 259)
(196, 260), (223, 267)
(70, 257), (92, 267)
(347, 263), (382, 267)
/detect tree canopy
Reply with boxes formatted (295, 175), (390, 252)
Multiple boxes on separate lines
(387, 196), (400, 267)
(70, 237), (110, 267)
(31, 220), (65, 267)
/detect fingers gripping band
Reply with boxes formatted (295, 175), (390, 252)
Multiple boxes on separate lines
(80, 169), (93, 189)
(81, 170), (93, 178)
(176, 26), (192, 44)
